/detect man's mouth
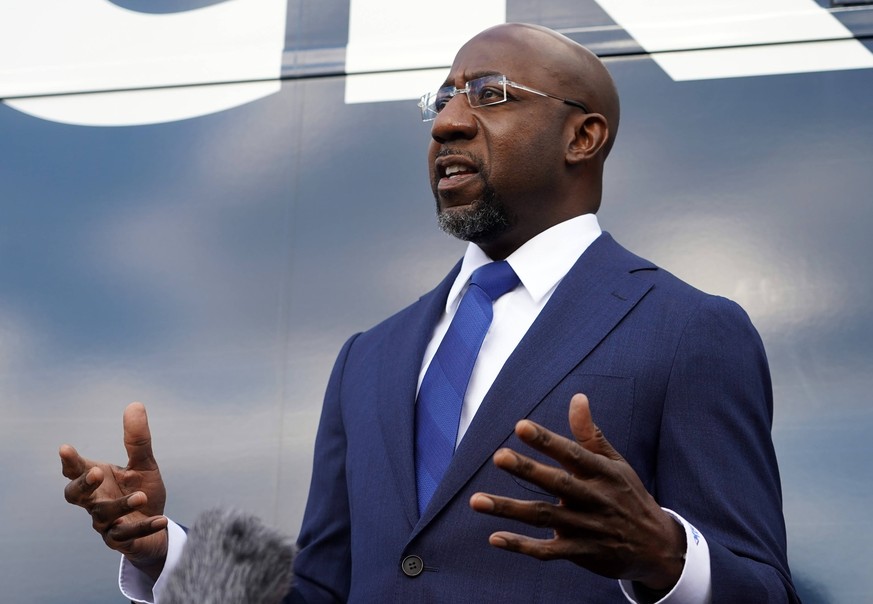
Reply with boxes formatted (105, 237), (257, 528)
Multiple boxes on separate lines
(435, 154), (481, 193)
(443, 164), (478, 179)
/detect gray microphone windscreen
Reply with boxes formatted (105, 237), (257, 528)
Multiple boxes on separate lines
(162, 508), (295, 604)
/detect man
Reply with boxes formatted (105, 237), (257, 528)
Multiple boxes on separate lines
(61, 23), (799, 603)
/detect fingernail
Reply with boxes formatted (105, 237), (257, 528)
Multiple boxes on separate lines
(490, 535), (508, 547)
(495, 449), (518, 469)
(84, 470), (96, 486)
(474, 494), (494, 512)
(516, 420), (536, 438)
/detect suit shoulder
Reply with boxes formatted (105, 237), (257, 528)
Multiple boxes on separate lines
(604, 235), (756, 327)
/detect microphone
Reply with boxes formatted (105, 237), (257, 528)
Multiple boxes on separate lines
(162, 508), (296, 604)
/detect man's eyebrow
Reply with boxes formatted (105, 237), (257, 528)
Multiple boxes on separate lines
(440, 70), (502, 88)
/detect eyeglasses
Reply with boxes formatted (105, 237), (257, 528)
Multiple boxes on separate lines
(418, 74), (590, 122)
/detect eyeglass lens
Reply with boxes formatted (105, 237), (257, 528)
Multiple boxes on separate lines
(424, 75), (507, 119)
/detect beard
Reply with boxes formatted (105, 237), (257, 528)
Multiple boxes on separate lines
(433, 159), (511, 244)
(436, 188), (510, 243)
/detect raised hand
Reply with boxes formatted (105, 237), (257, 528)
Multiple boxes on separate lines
(470, 393), (685, 592)
(60, 402), (169, 580)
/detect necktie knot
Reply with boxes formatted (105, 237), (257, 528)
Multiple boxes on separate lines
(469, 260), (519, 301)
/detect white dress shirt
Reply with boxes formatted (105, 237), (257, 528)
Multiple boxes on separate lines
(418, 213), (602, 445)
(121, 214), (711, 604)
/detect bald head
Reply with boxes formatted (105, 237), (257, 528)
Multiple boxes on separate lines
(458, 23), (621, 157)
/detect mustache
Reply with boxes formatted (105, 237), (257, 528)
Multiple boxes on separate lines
(434, 147), (483, 166)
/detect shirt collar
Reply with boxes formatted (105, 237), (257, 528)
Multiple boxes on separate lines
(445, 214), (603, 312)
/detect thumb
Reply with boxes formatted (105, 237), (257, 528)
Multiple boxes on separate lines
(59, 444), (88, 480)
(123, 402), (158, 470)
(568, 393), (623, 461)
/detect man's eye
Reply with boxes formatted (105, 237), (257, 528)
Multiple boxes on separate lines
(433, 94), (451, 111)
(479, 87), (501, 100)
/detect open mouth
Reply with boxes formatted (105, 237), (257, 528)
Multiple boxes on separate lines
(442, 163), (478, 180)
(435, 155), (480, 191)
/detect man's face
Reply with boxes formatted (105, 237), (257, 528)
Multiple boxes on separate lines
(427, 29), (572, 258)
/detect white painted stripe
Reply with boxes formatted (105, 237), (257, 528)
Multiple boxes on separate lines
(0, 0), (286, 126)
(592, 0), (873, 79)
(5, 81), (281, 128)
(344, 0), (505, 104)
(0, 0), (286, 97)
(657, 39), (873, 81)
(345, 68), (449, 105)
(591, 0), (855, 51)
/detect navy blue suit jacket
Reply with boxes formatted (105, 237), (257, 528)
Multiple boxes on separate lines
(290, 233), (799, 603)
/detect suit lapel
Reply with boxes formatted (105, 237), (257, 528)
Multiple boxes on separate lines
(413, 234), (657, 532)
(376, 261), (462, 529)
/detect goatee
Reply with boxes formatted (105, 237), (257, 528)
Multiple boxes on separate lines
(435, 180), (510, 243)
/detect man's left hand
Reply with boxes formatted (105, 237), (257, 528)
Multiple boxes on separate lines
(469, 393), (685, 592)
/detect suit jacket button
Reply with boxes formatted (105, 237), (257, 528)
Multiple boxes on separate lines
(401, 555), (424, 577)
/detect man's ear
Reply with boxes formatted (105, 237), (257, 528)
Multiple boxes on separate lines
(565, 113), (610, 164)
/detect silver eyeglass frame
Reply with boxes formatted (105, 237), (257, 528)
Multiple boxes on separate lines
(418, 74), (590, 122)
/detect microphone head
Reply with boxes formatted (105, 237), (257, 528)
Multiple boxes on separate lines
(162, 508), (295, 604)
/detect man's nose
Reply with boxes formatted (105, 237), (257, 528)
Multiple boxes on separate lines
(430, 94), (478, 144)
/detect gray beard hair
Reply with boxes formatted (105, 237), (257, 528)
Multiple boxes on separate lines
(436, 190), (510, 244)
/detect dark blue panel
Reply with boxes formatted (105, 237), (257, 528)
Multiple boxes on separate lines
(0, 84), (305, 602)
(283, 0), (349, 77)
(831, 5), (873, 38)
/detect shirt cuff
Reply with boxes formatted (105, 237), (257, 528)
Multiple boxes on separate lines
(119, 519), (188, 604)
(619, 508), (712, 604)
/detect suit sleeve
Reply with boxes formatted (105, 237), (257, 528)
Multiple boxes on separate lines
(286, 334), (359, 604)
(654, 296), (800, 603)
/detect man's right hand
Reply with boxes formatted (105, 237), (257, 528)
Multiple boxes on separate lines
(60, 402), (169, 582)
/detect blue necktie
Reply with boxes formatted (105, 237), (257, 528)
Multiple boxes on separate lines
(415, 260), (520, 515)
